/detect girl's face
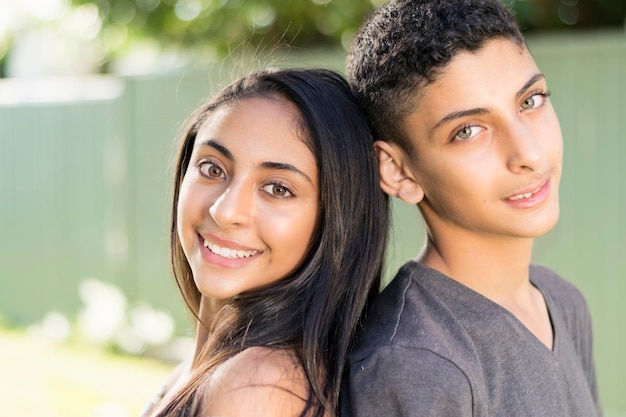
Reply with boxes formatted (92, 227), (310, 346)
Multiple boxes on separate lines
(176, 96), (320, 302)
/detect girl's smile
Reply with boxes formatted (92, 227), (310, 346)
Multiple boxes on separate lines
(199, 233), (261, 268)
(176, 96), (320, 301)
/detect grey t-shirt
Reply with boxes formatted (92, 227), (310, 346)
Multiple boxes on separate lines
(341, 262), (601, 417)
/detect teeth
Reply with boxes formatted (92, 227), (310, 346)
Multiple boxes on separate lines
(203, 239), (257, 259)
(508, 185), (542, 201)
(509, 192), (532, 200)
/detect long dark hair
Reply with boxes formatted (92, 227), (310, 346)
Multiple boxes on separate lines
(162, 68), (389, 416)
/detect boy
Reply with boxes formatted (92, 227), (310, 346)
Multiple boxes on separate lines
(342, 0), (602, 416)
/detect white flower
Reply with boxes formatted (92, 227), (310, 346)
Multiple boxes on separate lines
(76, 278), (127, 345)
(129, 304), (174, 345)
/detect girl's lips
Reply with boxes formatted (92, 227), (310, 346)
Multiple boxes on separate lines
(503, 179), (551, 208)
(203, 238), (258, 259)
(197, 234), (262, 269)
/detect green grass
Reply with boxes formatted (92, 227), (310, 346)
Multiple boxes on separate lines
(4, 327), (624, 417)
(0, 329), (176, 417)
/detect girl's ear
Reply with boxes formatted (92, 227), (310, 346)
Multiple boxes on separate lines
(374, 141), (424, 204)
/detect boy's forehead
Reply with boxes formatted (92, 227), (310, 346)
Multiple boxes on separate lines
(420, 40), (533, 98)
(431, 39), (529, 84)
(402, 39), (540, 135)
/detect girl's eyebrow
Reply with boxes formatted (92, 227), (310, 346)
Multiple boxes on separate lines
(200, 139), (314, 184)
(200, 139), (233, 160)
(261, 162), (314, 184)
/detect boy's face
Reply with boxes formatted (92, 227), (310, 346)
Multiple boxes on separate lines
(401, 38), (562, 240)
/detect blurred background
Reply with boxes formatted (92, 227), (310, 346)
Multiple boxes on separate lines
(0, 0), (624, 416)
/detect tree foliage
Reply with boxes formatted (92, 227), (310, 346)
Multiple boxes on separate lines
(58, 0), (626, 66)
(513, 0), (626, 31)
(71, 0), (383, 58)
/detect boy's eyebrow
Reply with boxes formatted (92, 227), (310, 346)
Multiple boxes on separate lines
(431, 73), (547, 135)
(431, 108), (489, 134)
(516, 73), (546, 98)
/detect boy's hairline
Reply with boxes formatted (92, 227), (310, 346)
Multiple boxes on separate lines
(374, 35), (530, 157)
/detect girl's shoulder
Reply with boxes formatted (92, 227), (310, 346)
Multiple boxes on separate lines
(203, 346), (310, 416)
(165, 357), (193, 389)
(141, 358), (192, 417)
(214, 346), (307, 388)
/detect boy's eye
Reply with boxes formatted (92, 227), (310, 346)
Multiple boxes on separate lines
(263, 183), (293, 198)
(454, 125), (482, 141)
(199, 161), (225, 178)
(521, 92), (548, 110)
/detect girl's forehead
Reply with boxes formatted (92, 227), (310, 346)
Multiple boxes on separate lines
(192, 97), (316, 172)
(198, 96), (300, 133)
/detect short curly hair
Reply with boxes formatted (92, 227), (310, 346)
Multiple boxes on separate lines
(347, 0), (525, 152)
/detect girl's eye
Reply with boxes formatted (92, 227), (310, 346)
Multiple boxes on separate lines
(521, 91), (549, 110)
(454, 125), (482, 141)
(198, 161), (225, 179)
(262, 183), (293, 198)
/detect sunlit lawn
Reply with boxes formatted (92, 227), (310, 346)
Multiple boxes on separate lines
(0, 328), (176, 417)
(5, 326), (625, 417)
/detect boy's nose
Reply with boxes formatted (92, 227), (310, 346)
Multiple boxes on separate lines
(209, 185), (252, 228)
(504, 120), (545, 173)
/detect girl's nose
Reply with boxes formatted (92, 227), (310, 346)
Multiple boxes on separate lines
(209, 184), (252, 228)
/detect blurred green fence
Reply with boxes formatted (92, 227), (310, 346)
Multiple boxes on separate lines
(0, 77), (129, 322)
(0, 32), (624, 414)
(535, 32), (626, 415)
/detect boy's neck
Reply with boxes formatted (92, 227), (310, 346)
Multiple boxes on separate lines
(417, 229), (554, 349)
(417, 229), (535, 299)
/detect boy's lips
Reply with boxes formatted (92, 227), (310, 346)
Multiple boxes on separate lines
(503, 178), (551, 207)
(505, 182), (545, 201)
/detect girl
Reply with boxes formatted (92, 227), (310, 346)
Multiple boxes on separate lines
(143, 68), (389, 417)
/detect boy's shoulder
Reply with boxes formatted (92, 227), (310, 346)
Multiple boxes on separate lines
(350, 262), (591, 364)
(349, 261), (479, 363)
(343, 262), (600, 417)
(529, 264), (593, 334)
(529, 264), (587, 305)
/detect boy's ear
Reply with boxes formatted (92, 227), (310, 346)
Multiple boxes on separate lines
(374, 140), (424, 204)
